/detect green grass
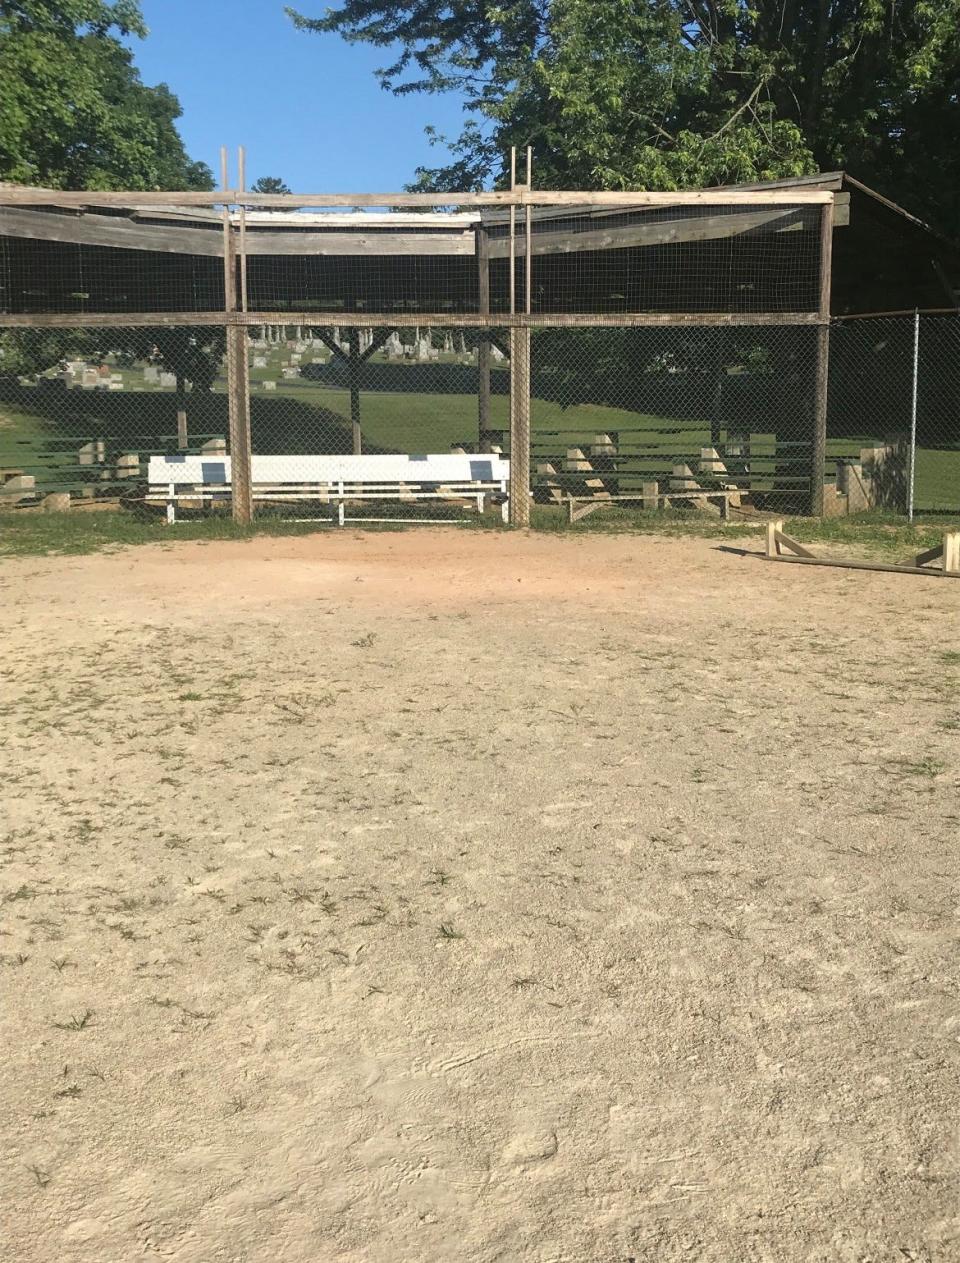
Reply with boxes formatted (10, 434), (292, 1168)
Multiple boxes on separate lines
(529, 504), (958, 555)
(3, 362), (958, 516)
(2, 505), (956, 560)
(0, 510), (329, 557)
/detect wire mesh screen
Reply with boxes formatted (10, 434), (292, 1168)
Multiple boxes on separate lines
(246, 323), (511, 524)
(2, 198), (822, 319)
(0, 233), (224, 315)
(0, 325), (230, 509)
(528, 325), (819, 514)
(828, 314), (960, 515)
(484, 203), (823, 315)
(0, 188), (837, 523)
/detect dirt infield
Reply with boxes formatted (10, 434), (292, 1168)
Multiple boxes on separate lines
(2, 530), (958, 1261)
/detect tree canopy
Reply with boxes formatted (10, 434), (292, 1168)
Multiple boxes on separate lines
(288, 0), (960, 234)
(0, 0), (212, 190)
(250, 176), (292, 195)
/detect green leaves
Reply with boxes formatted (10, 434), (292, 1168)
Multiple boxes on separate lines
(0, 0), (212, 190)
(290, 0), (960, 234)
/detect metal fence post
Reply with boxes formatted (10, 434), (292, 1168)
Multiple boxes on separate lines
(908, 308), (919, 522)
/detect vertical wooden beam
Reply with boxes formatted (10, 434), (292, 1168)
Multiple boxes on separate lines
(237, 145), (248, 314)
(811, 199), (834, 517)
(509, 147), (517, 317)
(509, 326), (531, 526)
(348, 327), (362, 454)
(476, 226), (492, 450)
(221, 146), (253, 524)
(525, 145), (533, 317)
(176, 376), (188, 450)
(225, 325), (253, 524)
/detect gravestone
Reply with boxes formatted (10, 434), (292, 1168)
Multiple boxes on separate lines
(159, 372), (177, 389)
(1, 474), (37, 505)
(143, 365), (159, 383)
(253, 356), (267, 369)
(263, 380), (277, 391)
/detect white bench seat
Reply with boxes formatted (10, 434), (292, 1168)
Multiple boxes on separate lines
(147, 453), (511, 524)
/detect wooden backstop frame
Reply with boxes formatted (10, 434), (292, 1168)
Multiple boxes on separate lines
(0, 176), (835, 526)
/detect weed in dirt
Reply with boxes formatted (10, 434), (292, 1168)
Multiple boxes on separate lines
(3, 884), (36, 904)
(512, 976), (538, 990)
(888, 757), (945, 779)
(25, 1164), (51, 1188)
(352, 632), (377, 648)
(50, 958), (73, 973)
(225, 1095), (247, 1116)
(438, 922), (464, 940)
(53, 1084), (82, 1099)
(356, 903), (389, 927)
(427, 869), (453, 888)
(52, 1009), (93, 1032)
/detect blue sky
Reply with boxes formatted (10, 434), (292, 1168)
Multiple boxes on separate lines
(131, 1), (470, 191)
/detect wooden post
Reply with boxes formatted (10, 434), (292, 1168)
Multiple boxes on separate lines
(222, 146), (253, 525)
(765, 519), (783, 558)
(509, 326), (531, 526)
(476, 226), (492, 451)
(945, 532), (960, 574)
(525, 145), (533, 317)
(348, 327), (362, 455)
(811, 199), (834, 517)
(176, 375), (188, 449)
(225, 325), (253, 524)
(509, 147), (517, 317)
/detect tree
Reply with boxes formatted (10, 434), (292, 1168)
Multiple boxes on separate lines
(287, 0), (960, 235)
(0, 0), (213, 190)
(249, 175), (292, 213)
(250, 176), (292, 195)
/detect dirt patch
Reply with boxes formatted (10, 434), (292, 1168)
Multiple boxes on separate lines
(2, 530), (958, 1260)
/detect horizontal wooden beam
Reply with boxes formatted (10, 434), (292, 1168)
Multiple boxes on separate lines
(487, 207), (823, 259)
(0, 206), (478, 257)
(0, 206), (224, 256)
(0, 187), (835, 209)
(483, 192), (849, 228)
(0, 310), (825, 329)
(244, 232), (475, 258)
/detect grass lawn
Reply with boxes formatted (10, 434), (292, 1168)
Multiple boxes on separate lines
(1, 504), (957, 561)
(2, 360), (958, 511)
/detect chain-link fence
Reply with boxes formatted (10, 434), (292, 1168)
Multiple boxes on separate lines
(0, 181), (852, 525)
(828, 313), (960, 517)
(0, 326), (230, 511)
(5, 314), (956, 523)
(530, 324), (819, 517)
